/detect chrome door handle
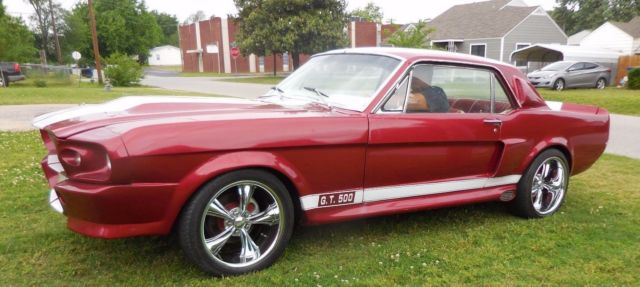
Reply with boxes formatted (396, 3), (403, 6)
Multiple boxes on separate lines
(483, 119), (502, 126)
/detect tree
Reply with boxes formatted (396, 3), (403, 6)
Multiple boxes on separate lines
(351, 2), (383, 22)
(62, 3), (91, 64)
(184, 10), (206, 24)
(28, 1), (66, 63)
(24, 0), (51, 64)
(234, 0), (348, 74)
(551, 0), (640, 35)
(94, 0), (162, 63)
(0, 3), (38, 62)
(151, 10), (179, 46)
(387, 21), (434, 49)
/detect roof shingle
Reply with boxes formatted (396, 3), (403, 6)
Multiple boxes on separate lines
(428, 0), (538, 40)
(611, 16), (640, 38)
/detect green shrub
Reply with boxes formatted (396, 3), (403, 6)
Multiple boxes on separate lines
(104, 52), (143, 87)
(33, 79), (47, 87)
(628, 68), (640, 90)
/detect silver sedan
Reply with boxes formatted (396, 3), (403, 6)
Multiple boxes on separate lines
(527, 61), (611, 91)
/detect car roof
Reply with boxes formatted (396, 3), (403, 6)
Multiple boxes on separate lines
(318, 47), (512, 68)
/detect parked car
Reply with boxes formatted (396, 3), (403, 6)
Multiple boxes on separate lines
(33, 48), (610, 276)
(527, 61), (611, 91)
(0, 62), (25, 87)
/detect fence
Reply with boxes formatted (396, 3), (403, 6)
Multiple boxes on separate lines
(21, 64), (74, 86)
(615, 55), (640, 85)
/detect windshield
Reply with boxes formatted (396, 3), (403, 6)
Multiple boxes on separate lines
(262, 54), (401, 111)
(541, 61), (573, 71)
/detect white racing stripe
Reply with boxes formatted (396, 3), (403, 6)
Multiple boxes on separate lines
(32, 96), (252, 129)
(301, 175), (521, 211)
(546, 101), (563, 111)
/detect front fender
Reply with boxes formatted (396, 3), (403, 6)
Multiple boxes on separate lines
(161, 151), (308, 231)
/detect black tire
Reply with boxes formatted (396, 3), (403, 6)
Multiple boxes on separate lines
(509, 149), (569, 218)
(178, 169), (294, 276)
(553, 79), (564, 91)
(1, 75), (8, 87)
(595, 78), (606, 89)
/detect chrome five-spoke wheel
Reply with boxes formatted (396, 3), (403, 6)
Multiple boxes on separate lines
(510, 149), (569, 218)
(179, 170), (294, 275)
(530, 157), (566, 215)
(202, 181), (283, 267)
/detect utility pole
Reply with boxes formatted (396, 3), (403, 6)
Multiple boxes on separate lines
(49, 0), (62, 64)
(88, 0), (103, 84)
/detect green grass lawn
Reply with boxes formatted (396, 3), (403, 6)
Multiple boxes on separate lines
(0, 82), (214, 105)
(220, 76), (285, 85)
(538, 88), (640, 116)
(1, 131), (638, 285)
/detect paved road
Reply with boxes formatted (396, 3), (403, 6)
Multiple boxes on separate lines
(141, 75), (272, 99)
(0, 104), (76, 131)
(607, 114), (640, 159)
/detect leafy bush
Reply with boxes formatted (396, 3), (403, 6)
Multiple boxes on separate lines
(33, 79), (47, 87)
(104, 53), (143, 87)
(628, 68), (640, 90)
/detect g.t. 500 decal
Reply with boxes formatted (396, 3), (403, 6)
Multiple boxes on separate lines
(318, 191), (356, 207)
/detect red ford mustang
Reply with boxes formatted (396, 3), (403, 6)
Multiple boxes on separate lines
(34, 48), (609, 275)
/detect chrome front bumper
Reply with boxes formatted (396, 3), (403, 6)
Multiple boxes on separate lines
(49, 189), (64, 214)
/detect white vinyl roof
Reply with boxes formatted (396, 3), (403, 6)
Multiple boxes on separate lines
(511, 44), (623, 63)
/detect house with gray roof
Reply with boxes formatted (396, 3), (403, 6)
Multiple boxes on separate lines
(427, 0), (567, 66)
(579, 16), (640, 54)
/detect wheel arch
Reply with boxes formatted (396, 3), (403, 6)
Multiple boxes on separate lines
(520, 140), (573, 176)
(165, 151), (308, 234)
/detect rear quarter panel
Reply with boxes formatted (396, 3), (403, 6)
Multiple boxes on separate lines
(498, 105), (609, 176)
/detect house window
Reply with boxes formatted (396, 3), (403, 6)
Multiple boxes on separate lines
(514, 43), (530, 67)
(156, 54), (160, 60)
(470, 44), (486, 57)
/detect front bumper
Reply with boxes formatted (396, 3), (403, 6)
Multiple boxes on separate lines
(42, 155), (178, 238)
(529, 78), (554, 88)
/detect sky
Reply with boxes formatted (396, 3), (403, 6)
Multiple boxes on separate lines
(5, 0), (558, 25)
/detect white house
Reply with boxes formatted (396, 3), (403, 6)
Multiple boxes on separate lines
(567, 30), (591, 46)
(579, 16), (640, 54)
(148, 45), (182, 66)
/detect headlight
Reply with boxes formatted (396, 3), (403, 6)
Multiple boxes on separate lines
(56, 140), (112, 182)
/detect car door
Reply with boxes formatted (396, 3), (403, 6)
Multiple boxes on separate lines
(364, 64), (515, 202)
(565, 62), (586, 87)
(581, 63), (600, 86)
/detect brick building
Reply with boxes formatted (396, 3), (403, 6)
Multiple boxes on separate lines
(178, 17), (398, 74)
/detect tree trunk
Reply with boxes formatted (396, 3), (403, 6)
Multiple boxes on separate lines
(49, 0), (62, 64)
(292, 52), (300, 71)
(272, 53), (277, 77)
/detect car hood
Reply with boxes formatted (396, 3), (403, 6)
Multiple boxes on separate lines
(33, 96), (343, 138)
(527, 70), (560, 78)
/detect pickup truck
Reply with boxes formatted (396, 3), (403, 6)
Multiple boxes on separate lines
(0, 62), (26, 87)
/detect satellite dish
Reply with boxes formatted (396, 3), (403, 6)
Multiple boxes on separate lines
(72, 51), (82, 61)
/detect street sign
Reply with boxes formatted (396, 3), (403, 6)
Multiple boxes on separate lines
(72, 51), (82, 61)
(231, 47), (240, 59)
(206, 44), (219, 54)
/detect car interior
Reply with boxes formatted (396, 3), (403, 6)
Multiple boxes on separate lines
(382, 64), (513, 114)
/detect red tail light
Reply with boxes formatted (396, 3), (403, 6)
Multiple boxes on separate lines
(13, 63), (21, 73)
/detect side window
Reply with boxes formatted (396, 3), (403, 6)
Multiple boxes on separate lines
(380, 64), (513, 114)
(569, 63), (584, 71)
(493, 76), (513, 114)
(381, 76), (409, 112)
(584, 63), (598, 69)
